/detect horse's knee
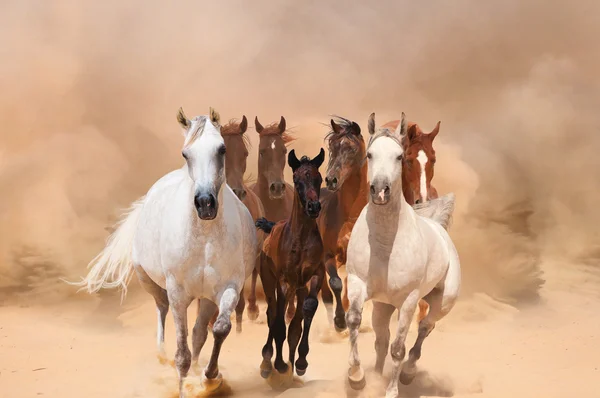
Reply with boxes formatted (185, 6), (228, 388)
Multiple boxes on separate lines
(329, 276), (343, 293)
(213, 317), (232, 340)
(346, 309), (362, 330)
(303, 297), (318, 320)
(390, 341), (406, 363)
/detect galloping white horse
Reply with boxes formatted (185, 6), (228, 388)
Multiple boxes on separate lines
(345, 112), (460, 397)
(74, 108), (257, 397)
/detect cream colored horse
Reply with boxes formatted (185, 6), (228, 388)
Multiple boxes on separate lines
(345, 112), (460, 397)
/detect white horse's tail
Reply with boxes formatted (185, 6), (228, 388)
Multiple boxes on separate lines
(414, 193), (455, 230)
(68, 196), (146, 299)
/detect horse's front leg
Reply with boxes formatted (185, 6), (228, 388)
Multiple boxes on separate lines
(166, 280), (194, 398)
(287, 286), (307, 375)
(295, 265), (324, 375)
(247, 262), (261, 320)
(192, 298), (217, 364)
(386, 290), (419, 398)
(346, 273), (368, 390)
(273, 280), (289, 374)
(204, 285), (239, 382)
(325, 255), (346, 332)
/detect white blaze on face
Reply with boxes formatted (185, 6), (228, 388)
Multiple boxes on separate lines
(271, 140), (276, 150)
(417, 150), (428, 202)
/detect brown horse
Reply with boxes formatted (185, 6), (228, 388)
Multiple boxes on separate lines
(251, 116), (297, 322)
(319, 117), (442, 331)
(255, 148), (326, 382)
(318, 117), (369, 332)
(221, 116), (266, 320)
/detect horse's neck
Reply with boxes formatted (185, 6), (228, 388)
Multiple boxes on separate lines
(367, 191), (416, 242)
(290, 192), (316, 237)
(401, 169), (415, 205)
(339, 162), (369, 219)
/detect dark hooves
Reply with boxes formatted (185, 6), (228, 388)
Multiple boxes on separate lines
(261, 369), (272, 379)
(399, 370), (416, 385)
(334, 316), (347, 332)
(295, 367), (306, 376)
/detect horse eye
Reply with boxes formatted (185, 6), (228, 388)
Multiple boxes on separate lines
(431, 159), (436, 164)
(366, 152), (372, 159)
(397, 155), (403, 161)
(182, 151), (188, 160)
(218, 145), (226, 155)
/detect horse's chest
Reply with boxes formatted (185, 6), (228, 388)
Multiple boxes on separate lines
(367, 244), (427, 299)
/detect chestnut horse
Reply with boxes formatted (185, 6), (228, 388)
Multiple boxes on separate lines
(319, 116), (442, 331)
(318, 117), (368, 332)
(255, 148), (326, 383)
(221, 116), (266, 320)
(251, 116), (297, 322)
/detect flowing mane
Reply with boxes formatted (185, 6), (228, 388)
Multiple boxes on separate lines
(258, 122), (296, 146)
(221, 118), (252, 149)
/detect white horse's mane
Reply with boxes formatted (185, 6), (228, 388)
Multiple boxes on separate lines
(413, 193), (455, 230)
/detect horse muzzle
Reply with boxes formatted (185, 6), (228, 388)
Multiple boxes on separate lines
(306, 200), (321, 218)
(370, 180), (391, 206)
(194, 192), (219, 220)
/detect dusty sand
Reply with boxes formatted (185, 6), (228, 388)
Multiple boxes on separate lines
(1, 263), (599, 398)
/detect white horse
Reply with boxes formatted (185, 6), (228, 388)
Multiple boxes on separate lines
(74, 108), (257, 397)
(345, 112), (460, 397)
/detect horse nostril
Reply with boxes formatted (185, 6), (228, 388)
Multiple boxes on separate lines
(384, 186), (390, 194)
(332, 177), (338, 186)
(370, 185), (376, 195)
(415, 199), (422, 205)
(269, 184), (275, 192)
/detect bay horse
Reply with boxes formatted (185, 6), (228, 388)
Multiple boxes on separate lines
(345, 112), (460, 397)
(221, 116), (266, 321)
(251, 116), (297, 322)
(255, 148), (326, 385)
(74, 108), (257, 397)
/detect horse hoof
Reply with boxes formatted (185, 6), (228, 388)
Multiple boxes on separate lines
(399, 369), (416, 385)
(248, 308), (260, 321)
(296, 367), (306, 376)
(266, 362), (297, 390)
(260, 359), (273, 379)
(348, 366), (366, 390)
(334, 317), (347, 333)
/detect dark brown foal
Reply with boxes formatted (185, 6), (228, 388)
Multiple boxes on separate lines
(255, 148), (326, 381)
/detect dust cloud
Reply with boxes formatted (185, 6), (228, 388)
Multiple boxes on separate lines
(1, 0), (599, 307)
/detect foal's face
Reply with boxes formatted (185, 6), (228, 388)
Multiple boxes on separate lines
(178, 108), (226, 220)
(289, 149), (325, 218)
(366, 112), (407, 206)
(325, 119), (364, 192)
(221, 116), (249, 200)
(255, 116), (288, 199)
(402, 122), (439, 204)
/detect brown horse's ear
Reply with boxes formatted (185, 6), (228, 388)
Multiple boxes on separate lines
(350, 121), (361, 136)
(288, 149), (301, 171)
(311, 148), (326, 169)
(239, 115), (248, 134)
(255, 116), (264, 134)
(407, 124), (419, 142)
(278, 116), (286, 134)
(395, 112), (407, 137)
(177, 107), (191, 132)
(429, 121), (441, 141)
(331, 119), (344, 135)
(368, 112), (376, 135)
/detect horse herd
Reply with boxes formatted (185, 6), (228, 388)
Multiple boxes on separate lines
(75, 107), (460, 398)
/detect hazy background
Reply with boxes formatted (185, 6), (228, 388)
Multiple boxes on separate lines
(1, 0), (599, 306)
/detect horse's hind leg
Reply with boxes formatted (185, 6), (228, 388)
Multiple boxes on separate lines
(235, 286), (246, 333)
(259, 258), (277, 378)
(326, 257), (347, 332)
(134, 265), (169, 363)
(204, 286), (239, 381)
(372, 301), (396, 374)
(400, 286), (458, 385)
(166, 281), (193, 398)
(192, 298), (217, 363)
(346, 273), (368, 390)
(273, 281), (289, 374)
(287, 286), (307, 375)
(386, 290), (419, 398)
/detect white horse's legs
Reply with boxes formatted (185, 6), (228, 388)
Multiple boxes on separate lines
(372, 301), (396, 374)
(166, 281), (194, 398)
(386, 290), (419, 398)
(204, 286), (239, 380)
(400, 285), (458, 385)
(134, 265), (169, 363)
(192, 298), (218, 363)
(346, 274), (368, 390)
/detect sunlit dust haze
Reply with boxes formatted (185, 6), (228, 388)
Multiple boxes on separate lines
(2, 0), (599, 306)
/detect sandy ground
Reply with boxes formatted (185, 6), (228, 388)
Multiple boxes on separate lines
(1, 263), (599, 398)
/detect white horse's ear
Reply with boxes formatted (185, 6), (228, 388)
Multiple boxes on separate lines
(209, 107), (221, 127)
(177, 107), (191, 132)
(368, 112), (376, 135)
(395, 112), (407, 137)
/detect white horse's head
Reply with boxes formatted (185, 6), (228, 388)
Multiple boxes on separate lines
(177, 107), (226, 220)
(366, 112), (407, 206)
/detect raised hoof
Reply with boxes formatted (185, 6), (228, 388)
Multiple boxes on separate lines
(399, 369), (416, 385)
(348, 366), (366, 390)
(295, 366), (306, 376)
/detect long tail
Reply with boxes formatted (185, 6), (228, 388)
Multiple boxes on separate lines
(67, 196), (146, 299)
(413, 193), (455, 230)
(255, 217), (275, 234)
